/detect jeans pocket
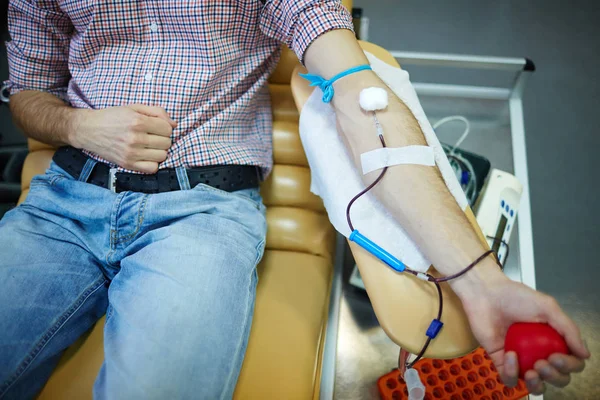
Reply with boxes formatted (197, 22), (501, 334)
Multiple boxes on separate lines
(29, 161), (71, 188)
(28, 173), (61, 188)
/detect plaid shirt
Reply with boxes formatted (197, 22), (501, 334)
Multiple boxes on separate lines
(6, 0), (353, 174)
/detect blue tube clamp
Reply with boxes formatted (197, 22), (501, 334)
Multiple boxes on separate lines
(349, 230), (406, 272)
(426, 319), (444, 339)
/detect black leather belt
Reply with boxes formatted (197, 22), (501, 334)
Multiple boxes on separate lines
(52, 146), (261, 194)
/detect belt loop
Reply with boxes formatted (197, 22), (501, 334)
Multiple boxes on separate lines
(108, 168), (118, 193)
(175, 167), (191, 190)
(79, 158), (98, 182)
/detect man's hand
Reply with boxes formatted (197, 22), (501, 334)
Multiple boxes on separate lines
(10, 91), (178, 174)
(70, 104), (177, 173)
(461, 274), (590, 395)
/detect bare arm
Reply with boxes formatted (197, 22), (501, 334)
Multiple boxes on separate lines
(304, 29), (500, 299)
(10, 90), (79, 147)
(303, 28), (589, 393)
(6, 0), (81, 148)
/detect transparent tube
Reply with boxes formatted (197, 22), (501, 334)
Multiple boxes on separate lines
(404, 368), (425, 400)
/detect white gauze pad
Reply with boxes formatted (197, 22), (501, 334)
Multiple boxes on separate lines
(361, 146), (435, 175)
(298, 51), (469, 272)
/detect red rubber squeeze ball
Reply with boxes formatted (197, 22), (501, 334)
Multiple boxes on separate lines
(505, 322), (569, 378)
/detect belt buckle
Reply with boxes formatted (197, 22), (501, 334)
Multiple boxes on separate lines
(108, 168), (118, 193)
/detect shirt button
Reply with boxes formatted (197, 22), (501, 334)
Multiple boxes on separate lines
(150, 22), (158, 33)
(144, 73), (153, 82)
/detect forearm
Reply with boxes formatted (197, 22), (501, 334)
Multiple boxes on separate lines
(9, 90), (176, 173)
(304, 30), (505, 300)
(9, 90), (81, 147)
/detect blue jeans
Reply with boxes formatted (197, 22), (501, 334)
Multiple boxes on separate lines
(0, 161), (267, 400)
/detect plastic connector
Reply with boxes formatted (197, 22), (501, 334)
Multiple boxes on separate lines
(426, 319), (444, 339)
(404, 368), (425, 400)
(460, 170), (470, 185)
(349, 230), (406, 272)
(416, 272), (430, 281)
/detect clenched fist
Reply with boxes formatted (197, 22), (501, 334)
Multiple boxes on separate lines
(70, 104), (177, 173)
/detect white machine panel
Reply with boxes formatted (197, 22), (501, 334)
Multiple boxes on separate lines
(475, 169), (523, 264)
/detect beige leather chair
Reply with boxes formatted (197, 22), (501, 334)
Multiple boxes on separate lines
(23, 2), (351, 397)
(17, 2), (486, 398)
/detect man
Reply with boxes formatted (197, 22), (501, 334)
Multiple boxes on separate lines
(0, 0), (589, 399)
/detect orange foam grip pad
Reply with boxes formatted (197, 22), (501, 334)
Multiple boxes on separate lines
(377, 348), (529, 400)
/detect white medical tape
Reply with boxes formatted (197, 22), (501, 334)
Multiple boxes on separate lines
(361, 145), (435, 175)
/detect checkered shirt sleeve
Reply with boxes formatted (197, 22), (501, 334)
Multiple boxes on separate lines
(260, 0), (354, 63)
(5, 0), (73, 101)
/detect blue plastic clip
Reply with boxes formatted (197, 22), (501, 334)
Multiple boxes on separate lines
(349, 230), (406, 272)
(426, 319), (444, 339)
(460, 170), (470, 185)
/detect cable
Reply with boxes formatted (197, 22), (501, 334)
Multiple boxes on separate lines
(346, 110), (505, 372)
(405, 280), (442, 369)
(346, 135), (388, 232)
(433, 115), (470, 154)
(433, 116), (479, 206)
(486, 235), (510, 269)
(399, 249), (497, 370)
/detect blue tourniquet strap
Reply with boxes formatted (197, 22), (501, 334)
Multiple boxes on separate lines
(299, 64), (372, 103)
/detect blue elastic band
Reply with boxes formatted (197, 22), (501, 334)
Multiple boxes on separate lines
(299, 64), (372, 103)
